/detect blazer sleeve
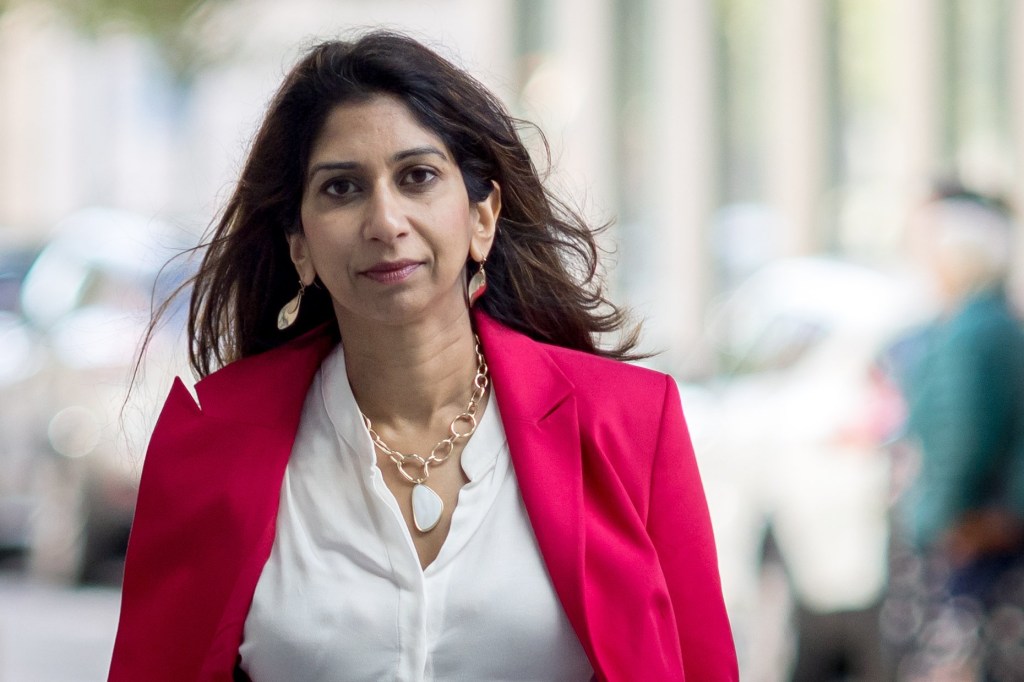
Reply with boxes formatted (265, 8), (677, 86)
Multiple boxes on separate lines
(647, 375), (739, 680)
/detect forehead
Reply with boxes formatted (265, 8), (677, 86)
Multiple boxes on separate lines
(308, 95), (450, 164)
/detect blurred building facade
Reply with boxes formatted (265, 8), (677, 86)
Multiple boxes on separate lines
(0, 0), (1021, 367)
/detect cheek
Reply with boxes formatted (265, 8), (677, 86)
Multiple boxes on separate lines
(297, 238), (349, 293)
(437, 203), (476, 250)
(300, 211), (353, 259)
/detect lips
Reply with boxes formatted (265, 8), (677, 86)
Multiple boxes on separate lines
(360, 259), (423, 284)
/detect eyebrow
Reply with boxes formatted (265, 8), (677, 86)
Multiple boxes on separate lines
(393, 146), (448, 163)
(306, 145), (449, 181)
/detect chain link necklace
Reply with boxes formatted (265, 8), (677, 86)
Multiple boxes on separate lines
(361, 337), (489, 533)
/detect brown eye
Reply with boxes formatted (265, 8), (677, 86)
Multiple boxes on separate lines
(401, 167), (438, 187)
(324, 178), (359, 197)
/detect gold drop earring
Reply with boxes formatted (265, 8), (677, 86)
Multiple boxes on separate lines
(277, 279), (306, 330)
(467, 259), (487, 306)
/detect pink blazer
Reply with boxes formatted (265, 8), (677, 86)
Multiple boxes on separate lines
(109, 312), (737, 681)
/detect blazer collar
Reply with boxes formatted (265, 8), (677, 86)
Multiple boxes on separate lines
(473, 312), (574, 420)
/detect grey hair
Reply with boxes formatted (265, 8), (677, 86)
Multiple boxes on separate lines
(930, 198), (1013, 293)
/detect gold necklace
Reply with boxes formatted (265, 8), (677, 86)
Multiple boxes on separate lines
(361, 337), (489, 533)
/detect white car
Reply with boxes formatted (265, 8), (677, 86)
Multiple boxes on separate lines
(681, 257), (930, 678)
(18, 207), (196, 583)
(0, 244), (47, 555)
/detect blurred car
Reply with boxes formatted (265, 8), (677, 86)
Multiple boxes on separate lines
(17, 207), (195, 583)
(0, 242), (47, 554)
(680, 257), (930, 678)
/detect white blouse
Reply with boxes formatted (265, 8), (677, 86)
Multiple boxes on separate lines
(239, 344), (593, 682)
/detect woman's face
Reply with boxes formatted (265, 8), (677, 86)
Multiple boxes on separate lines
(289, 95), (500, 332)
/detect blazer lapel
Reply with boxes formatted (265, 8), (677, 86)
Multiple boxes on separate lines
(200, 325), (340, 676)
(474, 313), (596, 668)
(114, 324), (339, 681)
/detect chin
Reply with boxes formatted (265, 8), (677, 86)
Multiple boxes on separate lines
(334, 283), (468, 329)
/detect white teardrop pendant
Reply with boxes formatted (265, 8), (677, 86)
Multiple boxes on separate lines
(412, 484), (444, 533)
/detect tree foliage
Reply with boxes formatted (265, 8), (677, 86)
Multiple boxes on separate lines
(46, 0), (230, 82)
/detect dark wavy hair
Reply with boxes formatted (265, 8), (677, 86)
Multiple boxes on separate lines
(181, 30), (640, 377)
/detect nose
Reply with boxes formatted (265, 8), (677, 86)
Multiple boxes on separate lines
(363, 184), (409, 243)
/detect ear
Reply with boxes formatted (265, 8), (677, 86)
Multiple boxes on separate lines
(469, 181), (501, 262)
(286, 231), (317, 286)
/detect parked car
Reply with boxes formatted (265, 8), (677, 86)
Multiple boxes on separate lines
(681, 257), (930, 679)
(0, 242), (47, 555)
(18, 207), (195, 583)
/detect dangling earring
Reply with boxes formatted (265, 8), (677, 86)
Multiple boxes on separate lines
(467, 259), (487, 307)
(277, 280), (305, 330)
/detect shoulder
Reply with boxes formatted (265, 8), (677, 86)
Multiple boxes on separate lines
(488, 320), (677, 429)
(183, 323), (337, 422)
(944, 293), (1024, 357)
(477, 309), (670, 391)
(541, 340), (672, 400)
(139, 324), (336, 482)
(196, 324), (337, 402)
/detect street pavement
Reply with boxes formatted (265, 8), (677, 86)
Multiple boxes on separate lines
(0, 571), (120, 682)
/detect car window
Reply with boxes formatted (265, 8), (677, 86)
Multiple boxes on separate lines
(0, 249), (40, 314)
(716, 314), (828, 376)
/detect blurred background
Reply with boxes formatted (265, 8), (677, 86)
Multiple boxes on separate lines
(1, 0), (1023, 680)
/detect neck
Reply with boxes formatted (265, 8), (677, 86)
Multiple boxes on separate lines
(339, 308), (481, 429)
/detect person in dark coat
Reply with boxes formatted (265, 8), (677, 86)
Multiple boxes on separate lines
(893, 184), (1024, 681)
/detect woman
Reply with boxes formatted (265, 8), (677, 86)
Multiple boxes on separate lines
(109, 31), (736, 681)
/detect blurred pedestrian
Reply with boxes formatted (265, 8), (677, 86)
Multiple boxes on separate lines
(107, 31), (737, 681)
(890, 183), (1024, 681)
